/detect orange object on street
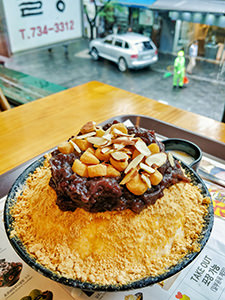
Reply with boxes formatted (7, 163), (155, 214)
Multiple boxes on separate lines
(183, 76), (189, 84)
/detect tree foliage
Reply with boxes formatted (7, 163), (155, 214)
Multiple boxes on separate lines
(84, 0), (123, 39)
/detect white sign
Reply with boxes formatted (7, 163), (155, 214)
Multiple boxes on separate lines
(2, 0), (82, 53)
(139, 9), (154, 26)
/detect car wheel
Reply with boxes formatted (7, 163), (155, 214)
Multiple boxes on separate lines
(90, 47), (99, 61)
(118, 57), (127, 72)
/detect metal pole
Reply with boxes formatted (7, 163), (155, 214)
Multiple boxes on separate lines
(173, 19), (181, 54)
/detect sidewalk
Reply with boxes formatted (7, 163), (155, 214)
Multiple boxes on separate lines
(154, 53), (225, 85)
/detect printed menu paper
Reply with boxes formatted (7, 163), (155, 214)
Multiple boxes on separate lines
(0, 196), (74, 300)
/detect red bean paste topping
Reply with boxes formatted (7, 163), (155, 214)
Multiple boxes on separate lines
(49, 121), (188, 214)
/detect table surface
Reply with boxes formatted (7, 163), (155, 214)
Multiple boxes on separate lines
(1, 81), (225, 175)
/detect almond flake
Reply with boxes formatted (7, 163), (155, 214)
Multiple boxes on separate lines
(145, 152), (167, 167)
(122, 148), (132, 155)
(87, 136), (108, 146)
(69, 140), (81, 153)
(75, 131), (96, 140)
(112, 128), (133, 137)
(112, 128), (125, 136)
(135, 139), (151, 156)
(114, 136), (128, 141)
(104, 127), (111, 134)
(124, 153), (144, 174)
(113, 144), (125, 150)
(141, 173), (152, 189)
(101, 140), (112, 147)
(168, 152), (175, 167)
(111, 151), (129, 162)
(102, 132), (112, 141)
(140, 162), (155, 174)
(120, 168), (138, 185)
(101, 146), (112, 154)
(112, 137), (136, 146)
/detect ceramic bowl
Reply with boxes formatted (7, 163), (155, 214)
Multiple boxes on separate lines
(162, 138), (202, 171)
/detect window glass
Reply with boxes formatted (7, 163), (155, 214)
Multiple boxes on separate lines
(115, 40), (123, 47)
(104, 37), (113, 44)
(124, 42), (130, 49)
(135, 41), (153, 51)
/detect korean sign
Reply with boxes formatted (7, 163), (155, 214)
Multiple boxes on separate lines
(2, 0), (82, 53)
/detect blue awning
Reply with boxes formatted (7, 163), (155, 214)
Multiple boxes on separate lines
(112, 0), (157, 8)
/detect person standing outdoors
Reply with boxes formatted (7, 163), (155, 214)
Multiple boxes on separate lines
(187, 40), (198, 74)
(173, 50), (186, 89)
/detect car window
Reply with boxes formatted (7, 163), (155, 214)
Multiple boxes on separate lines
(115, 39), (123, 47)
(124, 42), (130, 49)
(104, 37), (113, 44)
(135, 41), (153, 51)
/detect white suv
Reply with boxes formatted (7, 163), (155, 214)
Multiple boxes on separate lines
(89, 32), (158, 72)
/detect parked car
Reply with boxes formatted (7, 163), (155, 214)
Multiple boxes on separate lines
(89, 32), (158, 72)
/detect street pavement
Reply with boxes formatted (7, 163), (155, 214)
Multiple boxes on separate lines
(5, 38), (225, 122)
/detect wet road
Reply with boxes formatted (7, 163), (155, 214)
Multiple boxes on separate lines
(6, 38), (225, 122)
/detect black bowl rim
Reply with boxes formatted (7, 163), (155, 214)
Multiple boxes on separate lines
(162, 138), (202, 168)
(4, 156), (213, 292)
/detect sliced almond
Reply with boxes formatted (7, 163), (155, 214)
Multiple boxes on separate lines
(120, 168), (138, 185)
(101, 140), (112, 147)
(69, 140), (81, 153)
(75, 131), (96, 140)
(58, 142), (74, 154)
(112, 128), (131, 137)
(122, 149), (133, 156)
(102, 132), (112, 141)
(132, 149), (140, 159)
(104, 126), (111, 135)
(139, 162), (155, 174)
(141, 173), (152, 189)
(135, 139), (151, 156)
(80, 150), (100, 165)
(112, 137), (136, 146)
(111, 151), (129, 162)
(145, 152), (167, 168)
(101, 146), (112, 154)
(124, 153), (145, 174)
(110, 123), (128, 134)
(168, 152), (175, 167)
(87, 136), (108, 146)
(80, 121), (96, 134)
(113, 143), (125, 151)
